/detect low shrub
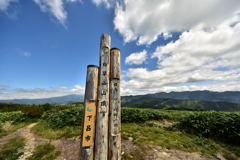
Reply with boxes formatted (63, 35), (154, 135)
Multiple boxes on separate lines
(40, 103), (54, 111)
(0, 111), (23, 122)
(121, 107), (190, 123)
(176, 111), (240, 145)
(42, 107), (83, 129)
(20, 105), (44, 118)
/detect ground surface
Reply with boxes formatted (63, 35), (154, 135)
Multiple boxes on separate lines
(0, 123), (234, 160)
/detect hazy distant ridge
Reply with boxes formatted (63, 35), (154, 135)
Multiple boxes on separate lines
(146, 90), (240, 103)
(0, 94), (84, 105)
(1, 91), (240, 105)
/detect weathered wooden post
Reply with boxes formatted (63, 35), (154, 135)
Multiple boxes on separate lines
(80, 65), (99, 160)
(109, 48), (121, 160)
(94, 34), (111, 160)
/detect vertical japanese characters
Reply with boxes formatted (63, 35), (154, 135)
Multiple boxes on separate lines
(95, 34), (111, 160)
(109, 48), (121, 160)
(80, 34), (121, 160)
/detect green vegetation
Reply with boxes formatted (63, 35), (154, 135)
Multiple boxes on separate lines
(0, 122), (31, 138)
(122, 98), (240, 111)
(31, 121), (81, 139)
(121, 123), (240, 160)
(0, 111), (23, 122)
(0, 101), (240, 159)
(0, 136), (25, 160)
(174, 111), (240, 145)
(0, 103), (25, 112)
(27, 143), (61, 160)
(122, 91), (240, 104)
(0, 111), (30, 138)
(42, 107), (83, 129)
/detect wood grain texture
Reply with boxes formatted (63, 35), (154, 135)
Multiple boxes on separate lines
(110, 48), (120, 80)
(94, 34), (111, 160)
(109, 48), (121, 160)
(80, 65), (99, 160)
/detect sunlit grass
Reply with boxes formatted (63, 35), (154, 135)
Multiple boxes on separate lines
(121, 122), (240, 160)
(0, 122), (31, 138)
(31, 121), (81, 140)
(0, 136), (25, 160)
(27, 143), (61, 160)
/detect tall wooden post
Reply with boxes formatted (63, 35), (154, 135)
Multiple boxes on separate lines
(80, 65), (99, 160)
(109, 48), (121, 160)
(94, 34), (111, 160)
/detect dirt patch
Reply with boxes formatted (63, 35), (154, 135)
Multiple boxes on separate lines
(121, 138), (229, 160)
(0, 123), (80, 160)
(1, 121), (13, 131)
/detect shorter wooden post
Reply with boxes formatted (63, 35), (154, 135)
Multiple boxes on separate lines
(109, 48), (121, 160)
(80, 65), (99, 160)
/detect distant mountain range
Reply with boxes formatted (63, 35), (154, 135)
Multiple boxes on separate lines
(122, 90), (240, 104)
(0, 94), (84, 105)
(0, 90), (240, 108)
(121, 91), (240, 111)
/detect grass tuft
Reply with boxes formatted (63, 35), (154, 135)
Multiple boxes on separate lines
(0, 136), (25, 160)
(121, 122), (240, 160)
(27, 143), (61, 160)
(0, 122), (30, 138)
(31, 121), (81, 139)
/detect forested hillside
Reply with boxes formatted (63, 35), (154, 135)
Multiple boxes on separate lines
(122, 98), (240, 111)
(122, 90), (240, 103)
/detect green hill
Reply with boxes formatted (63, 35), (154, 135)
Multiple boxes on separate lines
(122, 98), (240, 112)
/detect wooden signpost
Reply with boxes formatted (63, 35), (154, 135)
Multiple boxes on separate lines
(80, 34), (121, 160)
(109, 48), (121, 160)
(80, 65), (99, 160)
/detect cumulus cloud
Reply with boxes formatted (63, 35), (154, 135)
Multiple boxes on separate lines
(121, 80), (240, 96)
(0, 0), (18, 12)
(114, 0), (240, 45)
(121, 16), (240, 95)
(125, 50), (147, 65)
(72, 84), (85, 91)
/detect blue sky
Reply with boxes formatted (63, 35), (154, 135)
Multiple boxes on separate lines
(1, 0), (240, 100)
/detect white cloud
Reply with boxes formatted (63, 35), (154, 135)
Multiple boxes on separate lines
(57, 86), (69, 89)
(125, 50), (147, 65)
(0, 0), (18, 12)
(33, 0), (67, 26)
(0, 0), (20, 18)
(16, 49), (31, 57)
(114, 0), (240, 45)
(72, 84), (85, 91)
(33, 0), (81, 26)
(22, 52), (31, 57)
(0, 85), (85, 100)
(66, 0), (81, 2)
(152, 16), (240, 72)
(91, 0), (115, 8)
(114, 1), (240, 95)
(162, 32), (172, 40)
(121, 17), (240, 95)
